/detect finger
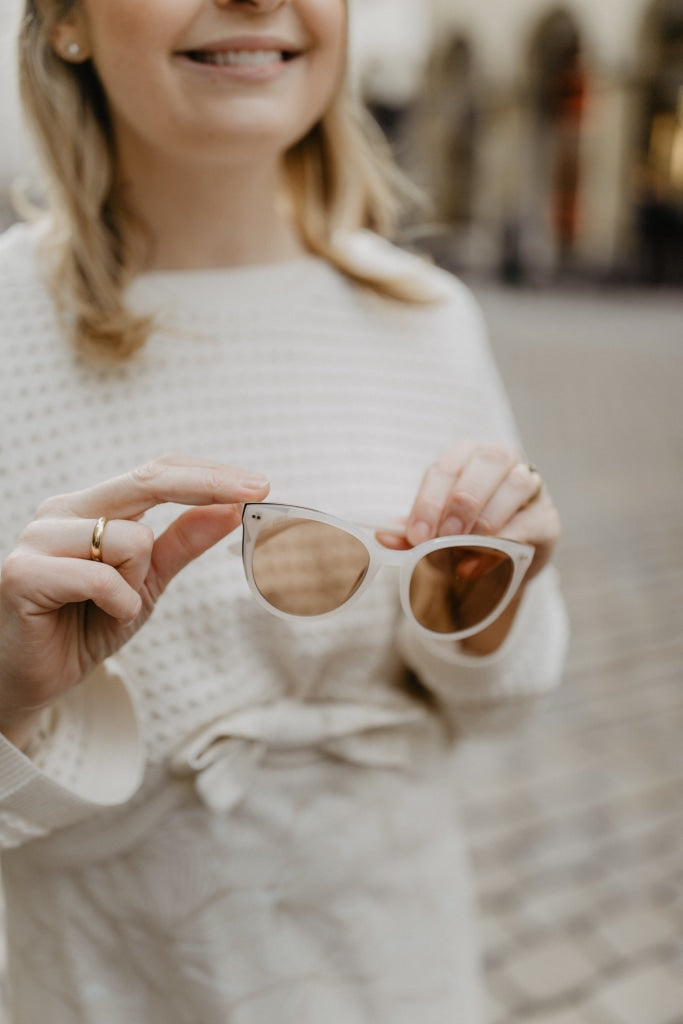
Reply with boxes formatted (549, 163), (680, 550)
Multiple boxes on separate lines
(375, 531), (411, 551)
(495, 497), (562, 577)
(38, 454), (270, 522)
(438, 446), (519, 537)
(4, 551), (142, 622)
(19, 518), (155, 593)
(22, 517), (153, 566)
(456, 552), (504, 581)
(148, 504), (244, 594)
(474, 463), (543, 536)
(406, 440), (475, 545)
(373, 518), (409, 551)
(374, 532), (411, 548)
(499, 495), (561, 546)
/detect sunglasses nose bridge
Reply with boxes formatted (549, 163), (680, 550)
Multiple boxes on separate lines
(375, 545), (409, 569)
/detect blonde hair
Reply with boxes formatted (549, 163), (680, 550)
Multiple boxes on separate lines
(18, 0), (433, 357)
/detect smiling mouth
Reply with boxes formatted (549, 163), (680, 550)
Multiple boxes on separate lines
(183, 49), (299, 67)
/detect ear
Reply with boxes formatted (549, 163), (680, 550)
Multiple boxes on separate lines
(50, 10), (91, 63)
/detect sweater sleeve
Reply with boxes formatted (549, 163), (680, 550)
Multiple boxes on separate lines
(395, 265), (569, 733)
(0, 660), (144, 850)
(397, 566), (569, 735)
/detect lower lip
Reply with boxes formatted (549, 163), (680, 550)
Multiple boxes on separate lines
(175, 53), (298, 82)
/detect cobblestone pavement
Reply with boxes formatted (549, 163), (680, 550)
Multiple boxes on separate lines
(454, 281), (683, 1024)
(1, 283), (681, 1022)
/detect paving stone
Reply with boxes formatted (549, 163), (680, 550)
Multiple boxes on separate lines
(509, 880), (597, 926)
(484, 986), (508, 1024)
(596, 905), (682, 958)
(525, 1007), (617, 1024)
(592, 962), (683, 1024)
(486, 961), (529, 1011)
(478, 913), (511, 956)
(608, 837), (683, 896)
(497, 937), (599, 1002)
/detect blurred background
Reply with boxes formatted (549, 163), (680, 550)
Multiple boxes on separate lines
(350, 0), (683, 287)
(1, 0), (682, 1022)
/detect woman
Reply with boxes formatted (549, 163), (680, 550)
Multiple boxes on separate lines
(0, 0), (568, 1021)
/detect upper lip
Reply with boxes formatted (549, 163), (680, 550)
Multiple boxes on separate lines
(179, 35), (304, 55)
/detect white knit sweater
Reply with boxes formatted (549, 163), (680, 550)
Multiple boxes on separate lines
(0, 222), (568, 1022)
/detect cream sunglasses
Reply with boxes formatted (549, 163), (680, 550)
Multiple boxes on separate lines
(232, 503), (534, 642)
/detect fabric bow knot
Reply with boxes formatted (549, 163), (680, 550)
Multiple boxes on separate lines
(170, 700), (424, 813)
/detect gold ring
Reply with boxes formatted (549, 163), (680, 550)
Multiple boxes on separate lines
(90, 517), (107, 562)
(524, 466), (543, 507)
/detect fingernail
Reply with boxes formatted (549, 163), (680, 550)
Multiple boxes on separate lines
(408, 520), (431, 544)
(441, 517), (464, 537)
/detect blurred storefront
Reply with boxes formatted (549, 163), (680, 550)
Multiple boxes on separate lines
(636, 0), (683, 282)
(1, 0), (681, 281)
(354, 0), (683, 285)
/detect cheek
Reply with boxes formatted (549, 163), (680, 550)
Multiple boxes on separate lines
(83, 0), (175, 39)
(83, 0), (174, 84)
(85, 15), (173, 125)
(323, 1), (348, 69)
(309, 2), (348, 99)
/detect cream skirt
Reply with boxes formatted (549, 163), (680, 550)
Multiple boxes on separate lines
(3, 725), (484, 1024)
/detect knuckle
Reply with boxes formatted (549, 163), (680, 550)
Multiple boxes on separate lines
(141, 523), (156, 554)
(172, 520), (197, 562)
(131, 460), (164, 485)
(480, 444), (516, 469)
(436, 439), (474, 472)
(448, 491), (479, 521)
(0, 549), (29, 590)
(475, 512), (497, 535)
(1, 549), (44, 600)
(35, 493), (70, 519)
(509, 463), (533, 492)
(16, 520), (43, 547)
(435, 452), (457, 474)
(96, 565), (125, 602)
(155, 452), (184, 467)
(203, 469), (227, 502)
(419, 467), (448, 499)
(129, 523), (155, 560)
(412, 498), (442, 524)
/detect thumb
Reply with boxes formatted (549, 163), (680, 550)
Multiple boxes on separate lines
(150, 504), (244, 591)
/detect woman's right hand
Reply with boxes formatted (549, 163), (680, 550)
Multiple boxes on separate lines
(0, 454), (269, 750)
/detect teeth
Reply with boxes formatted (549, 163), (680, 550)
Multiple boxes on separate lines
(194, 50), (284, 66)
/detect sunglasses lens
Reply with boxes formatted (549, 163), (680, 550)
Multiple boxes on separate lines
(409, 545), (514, 634)
(252, 518), (371, 617)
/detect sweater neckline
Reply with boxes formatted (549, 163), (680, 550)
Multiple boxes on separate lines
(136, 252), (325, 283)
(127, 254), (341, 316)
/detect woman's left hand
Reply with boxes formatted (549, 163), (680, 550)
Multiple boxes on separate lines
(406, 440), (560, 576)
(381, 441), (562, 652)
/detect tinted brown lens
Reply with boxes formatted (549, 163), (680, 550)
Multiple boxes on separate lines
(252, 518), (370, 616)
(409, 546), (514, 634)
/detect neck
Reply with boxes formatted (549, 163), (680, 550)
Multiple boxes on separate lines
(117, 150), (307, 271)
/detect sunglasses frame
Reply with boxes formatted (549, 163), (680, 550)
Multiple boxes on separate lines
(238, 503), (535, 641)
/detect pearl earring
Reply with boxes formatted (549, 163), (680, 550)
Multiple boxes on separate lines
(66, 41), (81, 58)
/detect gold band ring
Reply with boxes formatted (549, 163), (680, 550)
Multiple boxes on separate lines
(524, 466), (543, 507)
(90, 517), (108, 562)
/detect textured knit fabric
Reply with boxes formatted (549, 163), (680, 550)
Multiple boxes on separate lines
(0, 221), (569, 1023)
